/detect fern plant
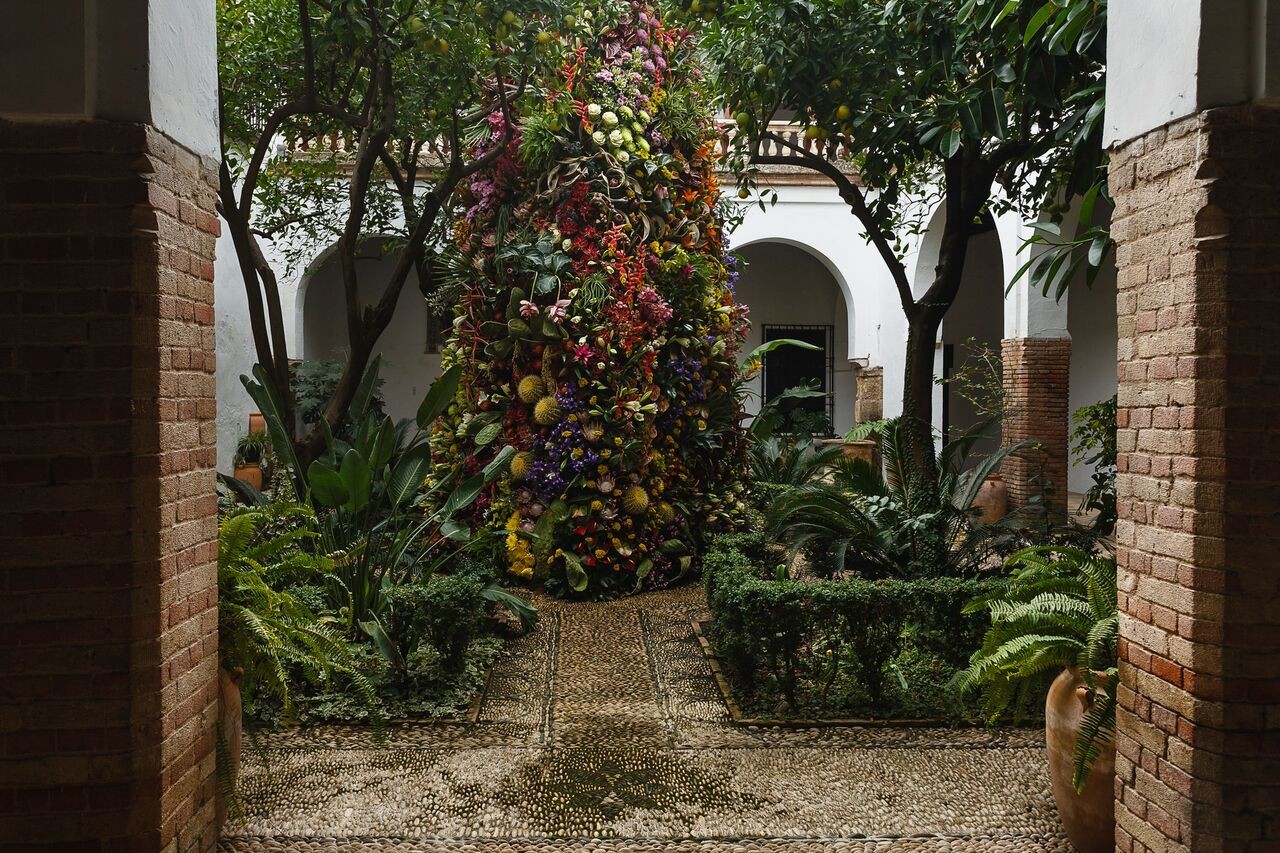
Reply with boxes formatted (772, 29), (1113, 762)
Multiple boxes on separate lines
(952, 545), (1118, 791)
(218, 505), (377, 720)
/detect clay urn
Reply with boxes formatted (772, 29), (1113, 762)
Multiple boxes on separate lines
(972, 471), (1009, 525)
(1045, 667), (1116, 853)
(215, 666), (244, 827)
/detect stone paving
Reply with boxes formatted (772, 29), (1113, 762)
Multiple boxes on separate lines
(220, 585), (1069, 852)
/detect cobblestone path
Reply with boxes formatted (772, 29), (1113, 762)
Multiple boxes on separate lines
(220, 585), (1069, 852)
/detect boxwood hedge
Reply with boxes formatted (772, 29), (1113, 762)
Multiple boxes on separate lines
(703, 533), (997, 717)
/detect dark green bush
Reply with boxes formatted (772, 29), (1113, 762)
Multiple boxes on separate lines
(703, 533), (995, 717)
(386, 574), (486, 673)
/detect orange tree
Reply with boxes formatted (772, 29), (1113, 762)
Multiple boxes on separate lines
(218, 0), (569, 469)
(703, 0), (1105, 489)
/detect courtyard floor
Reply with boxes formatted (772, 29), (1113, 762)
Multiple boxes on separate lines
(220, 585), (1070, 852)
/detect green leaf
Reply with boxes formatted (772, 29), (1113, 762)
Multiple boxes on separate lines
(441, 473), (484, 518)
(942, 129), (962, 158)
(1023, 2), (1057, 45)
(359, 618), (405, 672)
(368, 416), (396, 472)
(1087, 233), (1108, 267)
(474, 421), (502, 446)
(507, 317), (531, 337)
(386, 445), (430, 507)
(339, 449), (371, 512)
(307, 460), (350, 508)
(417, 364), (462, 429)
(482, 445), (516, 481)
(563, 552), (589, 593)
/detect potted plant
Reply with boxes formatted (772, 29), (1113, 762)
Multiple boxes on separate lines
(216, 504), (376, 825)
(233, 431), (271, 489)
(952, 546), (1118, 853)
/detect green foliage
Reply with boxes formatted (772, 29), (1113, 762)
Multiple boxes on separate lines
(217, 504), (377, 721)
(767, 418), (1029, 578)
(952, 545), (1117, 790)
(1071, 394), (1117, 536)
(386, 574), (487, 673)
(292, 358), (386, 441)
(235, 430), (273, 466)
(703, 533), (995, 716)
(708, 0), (1106, 243)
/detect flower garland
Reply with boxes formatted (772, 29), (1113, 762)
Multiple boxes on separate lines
(434, 2), (749, 597)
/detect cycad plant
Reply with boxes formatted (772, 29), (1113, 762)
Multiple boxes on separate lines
(952, 545), (1118, 791)
(768, 418), (1025, 578)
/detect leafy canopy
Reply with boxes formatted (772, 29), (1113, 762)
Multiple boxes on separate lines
(705, 0), (1105, 256)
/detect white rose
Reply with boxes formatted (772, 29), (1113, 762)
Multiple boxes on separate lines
(608, 129), (624, 147)
(617, 149), (630, 162)
(587, 103), (602, 118)
(562, 238), (573, 251)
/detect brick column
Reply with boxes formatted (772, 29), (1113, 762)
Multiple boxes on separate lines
(1000, 336), (1071, 514)
(0, 121), (220, 851)
(854, 365), (883, 423)
(1109, 106), (1280, 853)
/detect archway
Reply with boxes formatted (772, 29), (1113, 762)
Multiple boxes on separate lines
(298, 239), (446, 424)
(734, 240), (855, 435)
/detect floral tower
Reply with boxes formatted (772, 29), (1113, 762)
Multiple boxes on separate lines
(435, 2), (748, 596)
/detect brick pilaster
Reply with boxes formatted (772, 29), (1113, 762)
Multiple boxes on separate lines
(1000, 336), (1071, 514)
(1109, 106), (1280, 853)
(0, 121), (220, 852)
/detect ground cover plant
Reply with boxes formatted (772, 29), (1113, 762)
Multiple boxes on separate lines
(432, 2), (750, 597)
(223, 359), (531, 733)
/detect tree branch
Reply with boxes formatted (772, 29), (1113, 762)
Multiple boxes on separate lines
(755, 130), (916, 316)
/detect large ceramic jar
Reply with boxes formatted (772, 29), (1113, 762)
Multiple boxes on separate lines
(215, 666), (244, 827)
(972, 471), (1009, 524)
(1045, 667), (1116, 853)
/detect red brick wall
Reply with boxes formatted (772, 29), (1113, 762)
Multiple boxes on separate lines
(1001, 336), (1071, 514)
(1109, 105), (1280, 853)
(0, 121), (220, 852)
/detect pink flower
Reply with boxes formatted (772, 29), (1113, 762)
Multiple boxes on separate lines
(519, 300), (540, 319)
(546, 299), (571, 323)
(573, 344), (593, 363)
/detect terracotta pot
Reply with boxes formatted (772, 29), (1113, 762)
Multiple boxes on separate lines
(1046, 667), (1116, 853)
(233, 463), (263, 490)
(215, 666), (244, 827)
(972, 471), (1009, 524)
(248, 412), (267, 434)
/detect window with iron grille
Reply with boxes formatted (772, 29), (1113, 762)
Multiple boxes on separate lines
(761, 324), (835, 435)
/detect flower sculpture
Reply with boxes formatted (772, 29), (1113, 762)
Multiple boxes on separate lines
(434, 2), (749, 597)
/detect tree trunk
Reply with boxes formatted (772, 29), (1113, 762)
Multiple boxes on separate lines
(901, 311), (942, 489)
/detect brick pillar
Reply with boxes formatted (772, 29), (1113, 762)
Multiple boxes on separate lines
(855, 365), (883, 423)
(1109, 106), (1280, 853)
(1000, 336), (1071, 514)
(0, 122), (220, 851)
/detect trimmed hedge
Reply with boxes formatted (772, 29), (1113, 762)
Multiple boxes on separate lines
(703, 533), (996, 716)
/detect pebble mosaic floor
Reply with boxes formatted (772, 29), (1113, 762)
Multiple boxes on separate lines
(220, 585), (1070, 852)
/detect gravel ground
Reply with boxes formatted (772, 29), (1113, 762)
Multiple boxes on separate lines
(220, 586), (1067, 852)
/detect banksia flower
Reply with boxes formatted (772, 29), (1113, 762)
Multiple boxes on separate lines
(657, 501), (675, 525)
(622, 485), (649, 516)
(534, 396), (562, 426)
(517, 375), (546, 403)
(510, 451), (533, 480)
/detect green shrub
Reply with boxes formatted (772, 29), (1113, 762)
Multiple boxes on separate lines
(703, 533), (995, 716)
(386, 574), (487, 673)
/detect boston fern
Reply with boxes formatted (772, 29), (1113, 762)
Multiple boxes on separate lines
(218, 505), (377, 721)
(952, 546), (1118, 791)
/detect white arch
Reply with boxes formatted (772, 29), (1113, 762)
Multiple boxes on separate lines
(731, 234), (858, 362)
